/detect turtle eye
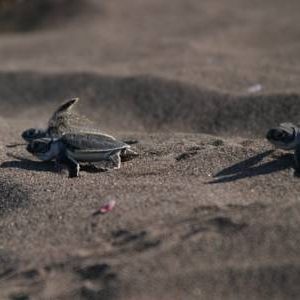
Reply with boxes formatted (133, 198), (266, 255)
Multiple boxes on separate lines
(23, 128), (45, 139)
(22, 128), (34, 139)
(30, 129), (40, 137)
(27, 130), (33, 137)
(274, 130), (285, 139)
(280, 131), (286, 138)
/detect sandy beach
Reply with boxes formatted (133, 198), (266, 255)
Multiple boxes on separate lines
(0, 1), (300, 299)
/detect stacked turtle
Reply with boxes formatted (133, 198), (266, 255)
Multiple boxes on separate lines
(23, 98), (138, 178)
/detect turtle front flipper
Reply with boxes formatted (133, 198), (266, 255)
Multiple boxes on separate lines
(57, 151), (80, 178)
(51, 98), (79, 116)
(47, 98), (79, 137)
(294, 144), (300, 176)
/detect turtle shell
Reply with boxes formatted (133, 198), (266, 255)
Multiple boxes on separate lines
(61, 133), (129, 163)
(61, 133), (128, 152)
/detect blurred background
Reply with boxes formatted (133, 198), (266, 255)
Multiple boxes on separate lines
(0, 0), (87, 31)
(0, 0), (299, 135)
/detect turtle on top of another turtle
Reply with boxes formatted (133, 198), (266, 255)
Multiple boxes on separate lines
(266, 122), (300, 173)
(22, 97), (138, 145)
(23, 98), (138, 177)
(22, 98), (79, 142)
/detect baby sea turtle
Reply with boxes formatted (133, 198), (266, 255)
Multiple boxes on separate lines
(266, 122), (300, 171)
(22, 98), (83, 141)
(27, 133), (136, 177)
(6, 98), (78, 148)
(21, 98), (138, 161)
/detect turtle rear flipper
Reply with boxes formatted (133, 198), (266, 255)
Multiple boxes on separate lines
(110, 152), (121, 169)
(121, 148), (139, 162)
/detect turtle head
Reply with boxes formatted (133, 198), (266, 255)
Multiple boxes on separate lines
(22, 128), (47, 142)
(266, 123), (299, 150)
(27, 138), (59, 161)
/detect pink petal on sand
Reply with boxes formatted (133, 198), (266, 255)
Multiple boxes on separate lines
(99, 200), (116, 214)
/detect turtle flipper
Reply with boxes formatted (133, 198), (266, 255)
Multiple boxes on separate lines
(67, 157), (80, 178)
(51, 98), (79, 116)
(294, 145), (300, 176)
(110, 152), (121, 169)
(57, 151), (80, 178)
(47, 98), (79, 137)
(120, 148), (139, 162)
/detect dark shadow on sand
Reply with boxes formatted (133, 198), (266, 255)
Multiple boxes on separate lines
(1, 153), (55, 173)
(1, 154), (108, 174)
(208, 150), (294, 184)
(214, 150), (274, 178)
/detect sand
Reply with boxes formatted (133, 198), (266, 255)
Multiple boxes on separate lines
(0, 0), (300, 299)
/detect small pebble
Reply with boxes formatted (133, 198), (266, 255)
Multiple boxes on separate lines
(247, 84), (263, 93)
(94, 200), (116, 215)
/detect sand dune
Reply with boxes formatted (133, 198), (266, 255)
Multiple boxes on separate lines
(1, 72), (300, 136)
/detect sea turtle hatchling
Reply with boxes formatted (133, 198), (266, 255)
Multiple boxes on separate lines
(21, 98), (138, 161)
(22, 98), (80, 142)
(26, 132), (135, 177)
(266, 122), (300, 172)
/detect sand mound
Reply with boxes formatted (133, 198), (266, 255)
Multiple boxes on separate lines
(0, 72), (299, 136)
(0, 0), (93, 31)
